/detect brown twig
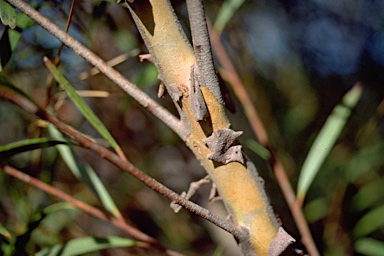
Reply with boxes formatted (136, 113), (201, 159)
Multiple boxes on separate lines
(44, 0), (77, 109)
(0, 165), (183, 256)
(208, 20), (320, 256)
(0, 86), (247, 243)
(39, 110), (246, 241)
(7, 0), (183, 138)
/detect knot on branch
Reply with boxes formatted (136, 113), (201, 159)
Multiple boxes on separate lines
(203, 128), (244, 164)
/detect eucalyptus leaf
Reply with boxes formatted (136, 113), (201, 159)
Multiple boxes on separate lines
(355, 238), (384, 256)
(43, 57), (120, 152)
(297, 84), (362, 202)
(245, 138), (271, 160)
(0, 223), (12, 239)
(48, 125), (122, 219)
(0, 138), (67, 160)
(0, 0), (16, 29)
(214, 0), (245, 34)
(35, 236), (136, 256)
(353, 204), (384, 237)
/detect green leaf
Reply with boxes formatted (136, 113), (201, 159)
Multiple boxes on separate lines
(297, 84), (363, 202)
(355, 238), (384, 256)
(7, 13), (33, 51)
(15, 12), (34, 29)
(48, 125), (122, 219)
(43, 57), (121, 152)
(353, 204), (384, 237)
(0, 223), (12, 239)
(35, 236), (136, 256)
(303, 197), (329, 223)
(0, 138), (67, 160)
(0, 0), (16, 29)
(214, 0), (245, 34)
(245, 138), (271, 160)
(351, 177), (384, 211)
(43, 202), (77, 215)
(345, 142), (384, 183)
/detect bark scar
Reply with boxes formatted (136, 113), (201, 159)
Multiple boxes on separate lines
(190, 64), (208, 121)
(203, 128), (244, 164)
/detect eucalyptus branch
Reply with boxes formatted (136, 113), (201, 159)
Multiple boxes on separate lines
(0, 165), (183, 256)
(186, 0), (223, 104)
(0, 86), (247, 243)
(208, 20), (319, 256)
(40, 110), (247, 241)
(7, 0), (183, 138)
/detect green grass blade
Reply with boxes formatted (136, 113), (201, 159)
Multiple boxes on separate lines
(43, 57), (120, 153)
(297, 84), (363, 202)
(35, 236), (136, 256)
(48, 124), (122, 219)
(214, 0), (245, 34)
(0, 138), (67, 160)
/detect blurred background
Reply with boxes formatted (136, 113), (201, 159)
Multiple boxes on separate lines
(0, 0), (383, 255)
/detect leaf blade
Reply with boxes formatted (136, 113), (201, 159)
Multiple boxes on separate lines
(0, 137), (67, 160)
(35, 236), (136, 256)
(297, 84), (363, 202)
(48, 125), (122, 219)
(0, 0), (16, 29)
(214, 0), (245, 34)
(43, 57), (121, 153)
(353, 204), (384, 237)
(355, 238), (384, 256)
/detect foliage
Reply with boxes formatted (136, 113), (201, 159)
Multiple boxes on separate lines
(0, 0), (383, 255)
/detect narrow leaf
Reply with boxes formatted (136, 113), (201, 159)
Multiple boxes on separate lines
(48, 125), (122, 219)
(0, 138), (67, 160)
(351, 177), (384, 211)
(43, 202), (77, 215)
(214, 0), (245, 34)
(345, 142), (384, 183)
(246, 138), (271, 160)
(0, 0), (16, 29)
(355, 238), (384, 256)
(43, 57), (121, 153)
(353, 204), (384, 238)
(297, 84), (363, 202)
(0, 223), (12, 239)
(35, 236), (136, 256)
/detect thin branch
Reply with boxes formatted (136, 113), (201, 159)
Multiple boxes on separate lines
(208, 20), (320, 256)
(0, 165), (184, 256)
(186, 0), (223, 104)
(39, 110), (247, 242)
(0, 87), (247, 243)
(7, 0), (184, 138)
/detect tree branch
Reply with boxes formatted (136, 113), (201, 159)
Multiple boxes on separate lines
(0, 164), (183, 256)
(0, 85), (247, 243)
(186, 0), (223, 104)
(208, 20), (319, 256)
(7, 0), (184, 138)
